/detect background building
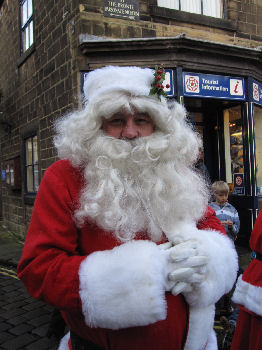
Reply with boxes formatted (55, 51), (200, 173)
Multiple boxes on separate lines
(0, 0), (262, 245)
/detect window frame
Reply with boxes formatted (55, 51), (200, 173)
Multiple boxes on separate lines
(24, 134), (39, 195)
(20, 0), (34, 54)
(150, 1), (235, 32)
(155, 0), (226, 19)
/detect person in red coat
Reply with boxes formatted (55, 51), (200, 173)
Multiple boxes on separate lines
(230, 210), (262, 350)
(17, 66), (238, 350)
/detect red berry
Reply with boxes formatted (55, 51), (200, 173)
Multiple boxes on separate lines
(156, 75), (161, 80)
(156, 83), (161, 88)
(166, 84), (170, 88)
(157, 69), (162, 74)
(161, 85), (164, 89)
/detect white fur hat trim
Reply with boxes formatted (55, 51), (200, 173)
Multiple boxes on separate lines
(84, 66), (155, 103)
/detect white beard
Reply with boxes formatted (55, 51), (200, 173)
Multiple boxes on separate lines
(74, 131), (209, 242)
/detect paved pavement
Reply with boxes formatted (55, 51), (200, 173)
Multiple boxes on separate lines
(0, 221), (252, 350)
(0, 223), (62, 350)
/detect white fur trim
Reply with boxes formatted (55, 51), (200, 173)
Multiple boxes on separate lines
(232, 274), (262, 316)
(84, 66), (155, 103)
(168, 224), (238, 307)
(184, 305), (216, 350)
(58, 332), (70, 350)
(205, 329), (218, 350)
(79, 240), (167, 329)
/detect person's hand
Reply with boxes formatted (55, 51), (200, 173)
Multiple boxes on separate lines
(227, 220), (233, 229)
(159, 240), (208, 295)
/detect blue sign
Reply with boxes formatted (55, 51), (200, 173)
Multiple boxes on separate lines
(233, 173), (245, 195)
(183, 72), (246, 100)
(1, 170), (5, 181)
(250, 79), (262, 106)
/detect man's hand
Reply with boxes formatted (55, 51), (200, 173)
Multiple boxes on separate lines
(159, 240), (208, 295)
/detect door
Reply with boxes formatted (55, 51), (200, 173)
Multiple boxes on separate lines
(185, 98), (252, 245)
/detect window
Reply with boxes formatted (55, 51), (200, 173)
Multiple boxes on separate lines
(157, 0), (224, 18)
(20, 0), (34, 53)
(5, 157), (21, 190)
(223, 106), (244, 186)
(25, 135), (39, 193)
(254, 105), (262, 196)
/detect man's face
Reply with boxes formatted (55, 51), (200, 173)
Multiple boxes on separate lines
(102, 111), (155, 139)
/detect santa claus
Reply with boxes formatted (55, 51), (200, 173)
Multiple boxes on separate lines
(17, 66), (238, 350)
(230, 210), (262, 350)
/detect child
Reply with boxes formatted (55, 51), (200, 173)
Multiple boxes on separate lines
(210, 181), (240, 324)
(210, 181), (240, 241)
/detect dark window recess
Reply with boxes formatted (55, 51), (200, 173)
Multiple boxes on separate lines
(5, 157), (22, 190)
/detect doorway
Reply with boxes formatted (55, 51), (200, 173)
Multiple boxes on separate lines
(185, 98), (252, 245)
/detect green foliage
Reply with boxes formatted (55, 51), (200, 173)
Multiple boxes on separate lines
(149, 65), (167, 100)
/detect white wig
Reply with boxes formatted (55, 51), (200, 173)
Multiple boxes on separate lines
(54, 66), (208, 241)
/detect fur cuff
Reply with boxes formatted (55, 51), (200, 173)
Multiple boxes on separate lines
(181, 226), (238, 307)
(58, 332), (70, 350)
(79, 240), (167, 330)
(232, 275), (262, 316)
(184, 305), (216, 350)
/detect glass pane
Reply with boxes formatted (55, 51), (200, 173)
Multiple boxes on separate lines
(27, 166), (33, 192)
(6, 163), (10, 184)
(224, 106), (244, 185)
(10, 164), (14, 186)
(22, 29), (27, 52)
(34, 164), (39, 192)
(22, 0), (28, 27)
(26, 138), (33, 166)
(25, 26), (29, 51)
(203, 0), (222, 18)
(28, 0), (33, 18)
(33, 135), (38, 162)
(29, 20), (34, 46)
(181, 0), (201, 14)
(157, 0), (178, 9)
(254, 105), (262, 195)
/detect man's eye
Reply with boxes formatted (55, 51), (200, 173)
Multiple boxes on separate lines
(135, 118), (151, 124)
(109, 118), (123, 125)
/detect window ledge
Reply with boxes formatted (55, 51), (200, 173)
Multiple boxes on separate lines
(149, 5), (237, 32)
(17, 43), (35, 68)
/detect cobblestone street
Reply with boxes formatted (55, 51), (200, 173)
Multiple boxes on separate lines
(0, 265), (59, 350)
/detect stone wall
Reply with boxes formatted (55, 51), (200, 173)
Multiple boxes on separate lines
(0, 0), (79, 234)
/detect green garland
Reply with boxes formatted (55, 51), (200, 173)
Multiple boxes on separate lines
(149, 66), (169, 100)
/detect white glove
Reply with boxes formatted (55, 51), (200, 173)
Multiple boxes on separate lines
(159, 240), (208, 295)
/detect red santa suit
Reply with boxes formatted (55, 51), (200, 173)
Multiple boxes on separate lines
(231, 211), (262, 350)
(17, 160), (237, 350)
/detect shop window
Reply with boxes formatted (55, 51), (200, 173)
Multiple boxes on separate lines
(5, 157), (21, 190)
(20, 0), (34, 53)
(254, 105), (262, 196)
(224, 106), (244, 189)
(157, 0), (224, 18)
(24, 135), (39, 193)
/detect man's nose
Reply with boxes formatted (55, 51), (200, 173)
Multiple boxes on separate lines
(121, 119), (139, 139)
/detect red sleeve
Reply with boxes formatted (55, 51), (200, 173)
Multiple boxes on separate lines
(17, 161), (85, 311)
(197, 206), (226, 234)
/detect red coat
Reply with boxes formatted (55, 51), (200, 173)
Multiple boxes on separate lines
(18, 160), (226, 350)
(231, 211), (262, 350)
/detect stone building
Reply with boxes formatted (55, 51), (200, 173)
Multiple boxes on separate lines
(0, 0), (262, 244)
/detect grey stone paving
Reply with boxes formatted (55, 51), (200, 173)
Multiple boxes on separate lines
(0, 268), (59, 350)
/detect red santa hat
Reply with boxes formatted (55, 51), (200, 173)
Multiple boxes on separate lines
(232, 211), (262, 316)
